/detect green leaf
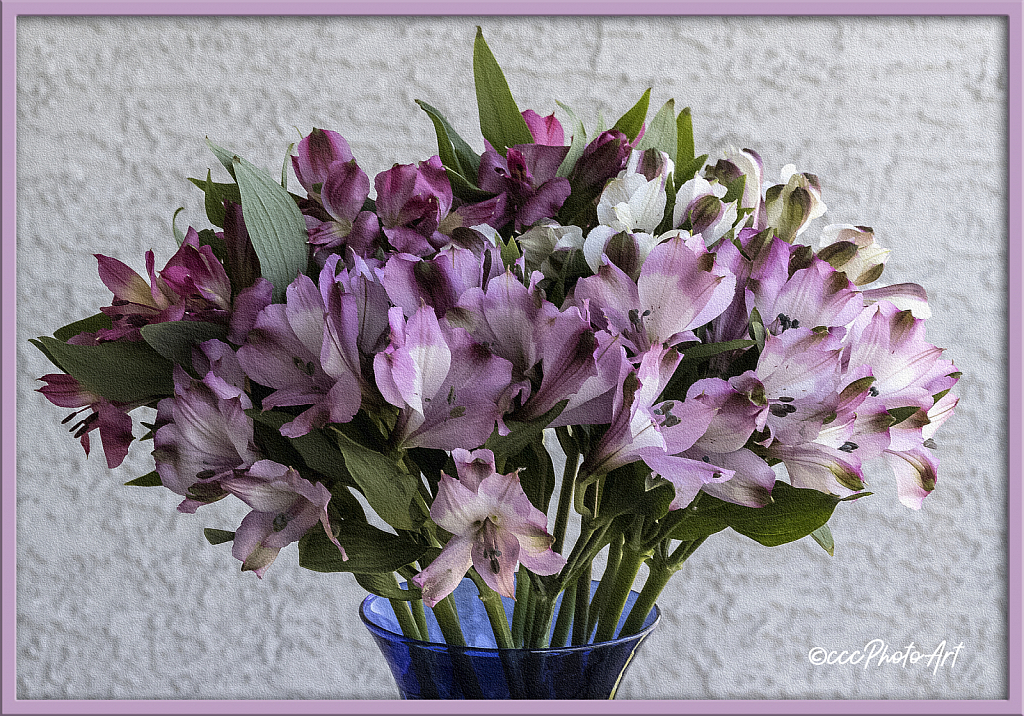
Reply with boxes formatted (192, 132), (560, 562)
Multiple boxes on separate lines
(31, 336), (174, 403)
(299, 521), (427, 573)
(172, 206), (187, 245)
(205, 136), (237, 179)
(810, 524), (835, 556)
(504, 438), (556, 514)
(887, 405), (923, 427)
(484, 399), (568, 471)
(282, 141), (295, 190)
(676, 107), (695, 167)
(612, 88), (651, 143)
(446, 168), (497, 203)
(555, 101), (587, 179)
(598, 460), (674, 522)
(204, 528), (235, 545)
(679, 339), (756, 363)
(249, 411), (356, 486)
(331, 428), (424, 530)
(636, 99), (677, 166)
(725, 482), (842, 548)
(203, 169), (227, 227)
(124, 471), (162, 487)
(675, 153), (708, 185)
(232, 152), (309, 302)
(666, 497), (731, 542)
(53, 313), (112, 343)
(473, 27), (534, 154)
(189, 176), (242, 206)
(498, 232), (522, 269)
(722, 174), (747, 206)
(415, 99), (482, 180)
(140, 321), (228, 372)
(354, 572), (424, 601)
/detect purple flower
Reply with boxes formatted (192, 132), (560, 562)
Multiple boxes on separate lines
(478, 144), (571, 231)
(522, 109), (565, 146)
(375, 156), (454, 256)
(378, 244), (502, 319)
(373, 305), (513, 450)
(236, 260), (363, 438)
(567, 129), (632, 203)
(221, 460), (345, 578)
(153, 364), (257, 514)
(292, 128), (354, 195)
(412, 448), (565, 606)
(37, 374), (137, 468)
(451, 269), (597, 421)
(89, 228), (232, 343)
(574, 232), (736, 354)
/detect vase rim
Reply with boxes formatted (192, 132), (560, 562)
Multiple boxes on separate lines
(358, 580), (662, 655)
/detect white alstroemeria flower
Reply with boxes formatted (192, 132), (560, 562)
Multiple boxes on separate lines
(818, 224), (890, 286)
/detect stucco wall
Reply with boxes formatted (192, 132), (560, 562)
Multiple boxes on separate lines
(15, 14), (1008, 701)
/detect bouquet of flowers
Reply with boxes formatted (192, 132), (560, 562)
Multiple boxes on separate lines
(32, 28), (959, 666)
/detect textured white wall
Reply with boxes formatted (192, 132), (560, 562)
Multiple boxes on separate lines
(15, 14), (1008, 701)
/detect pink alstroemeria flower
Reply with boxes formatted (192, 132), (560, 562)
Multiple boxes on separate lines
(412, 448), (565, 606)
(220, 460), (345, 578)
(37, 374), (138, 469)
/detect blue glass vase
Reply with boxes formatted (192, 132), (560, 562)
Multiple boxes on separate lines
(359, 579), (660, 699)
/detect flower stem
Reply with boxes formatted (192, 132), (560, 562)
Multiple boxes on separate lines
(587, 532), (623, 641)
(467, 569), (514, 649)
(552, 432), (580, 555)
(594, 546), (648, 643)
(389, 598), (422, 640)
(571, 562), (592, 645)
(549, 577), (576, 648)
(619, 560), (671, 638)
(409, 599), (429, 641)
(430, 594), (467, 647)
(527, 593), (556, 649)
(511, 567), (531, 648)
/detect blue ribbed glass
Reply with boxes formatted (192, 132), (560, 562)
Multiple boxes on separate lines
(359, 579), (660, 700)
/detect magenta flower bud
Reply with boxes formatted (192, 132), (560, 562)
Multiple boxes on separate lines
(374, 156), (454, 256)
(292, 128), (354, 194)
(522, 109), (565, 146)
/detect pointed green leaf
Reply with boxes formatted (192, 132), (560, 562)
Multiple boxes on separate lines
(446, 168), (496, 203)
(679, 339), (756, 363)
(612, 88), (651, 143)
(249, 411), (356, 487)
(636, 99), (677, 166)
(232, 152), (309, 302)
(415, 99), (482, 180)
(124, 471), (163, 487)
(204, 528), (235, 545)
(810, 524), (835, 556)
(676, 107), (695, 168)
(32, 336), (174, 403)
(52, 313), (112, 343)
(282, 141), (295, 190)
(330, 428), (424, 530)
(299, 520), (428, 573)
(725, 482), (842, 547)
(473, 27), (534, 153)
(675, 152), (708, 186)
(172, 206), (187, 245)
(189, 176), (242, 206)
(203, 169), (227, 227)
(722, 174), (747, 206)
(555, 100), (587, 179)
(140, 321), (228, 372)
(205, 136), (237, 179)
(354, 572), (424, 601)
(483, 399), (568, 470)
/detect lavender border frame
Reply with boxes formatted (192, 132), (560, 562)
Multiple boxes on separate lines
(2, 2), (1020, 714)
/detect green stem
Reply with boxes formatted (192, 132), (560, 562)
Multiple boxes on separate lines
(430, 594), (467, 647)
(511, 567), (531, 648)
(587, 533), (623, 641)
(619, 559), (672, 637)
(522, 585), (537, 649)
(552, 437), (580, 554)
(467, 569), (514, 649)
(549, 578), (576, 648)
(594, 546), (648, 643)
(409, 599), (429, 641)
(389, 598), (422, 640)
(571, 563), (592, 646)
(527, 593), (556, 649)
(668, 535), (707, 567)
